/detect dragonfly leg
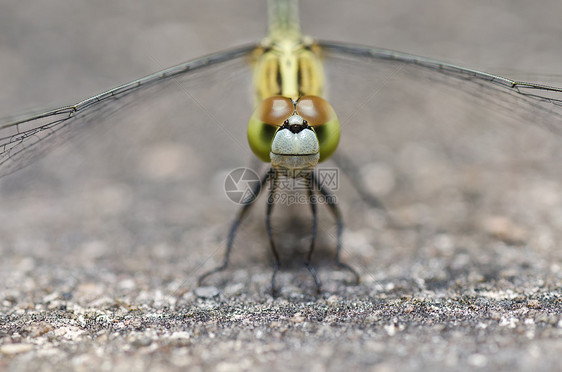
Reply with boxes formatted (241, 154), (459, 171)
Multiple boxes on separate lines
(266, 170), (281, 295)
(312, 171), (360, 285)
(305, 173), (322, 293)
(197, 169), (270, 286)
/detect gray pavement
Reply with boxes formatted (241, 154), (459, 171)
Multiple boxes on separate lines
(0, 1), (561, 371)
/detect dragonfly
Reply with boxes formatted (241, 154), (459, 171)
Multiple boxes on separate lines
(1, 0), (562, 293)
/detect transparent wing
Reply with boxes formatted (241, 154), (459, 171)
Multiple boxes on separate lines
(317, 40), (562, 252)
(0, 41), (264, 280)
(0, 44), (257, 178)
(319, 41), (562, 134)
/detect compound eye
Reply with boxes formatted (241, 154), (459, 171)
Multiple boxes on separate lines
(295, 96), (334, 127)
(248, 96), (296, 163)
(257, 96), (294, 126)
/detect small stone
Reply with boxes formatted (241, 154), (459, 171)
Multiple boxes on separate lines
(326, 295), (339, 306)
(194, 286), (220, 298)
(482, 216), (527, 244)
(74, 282), (104, 304)
(468, 353), (488, 367)
(291, 312), (305, 323)
(54, 326), (86, 340)
(20, 321), (54, 338)
(403, 304), (415, 313)
(526, 300), (541, 309)
(0, 343), (34, 355)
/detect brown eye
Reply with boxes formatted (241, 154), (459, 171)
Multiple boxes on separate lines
(295, 95), (333, 127)
(257, 96), (294, 126)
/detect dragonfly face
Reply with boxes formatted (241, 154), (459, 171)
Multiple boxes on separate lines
(247, 95), (340, 170)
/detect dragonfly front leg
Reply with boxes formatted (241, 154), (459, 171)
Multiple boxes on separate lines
(305, 174), (322, 293)
(266, 171), (281, 295)
(312, 171), (360, 285)
(197, 169), (270, 286)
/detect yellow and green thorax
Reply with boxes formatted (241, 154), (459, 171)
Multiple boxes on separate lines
(247, 17), (341, 170)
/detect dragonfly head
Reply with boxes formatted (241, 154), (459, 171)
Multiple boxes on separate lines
(247, 95), (340, 170)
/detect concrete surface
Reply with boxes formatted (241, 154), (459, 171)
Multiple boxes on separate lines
(0, 1), (561, 371)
